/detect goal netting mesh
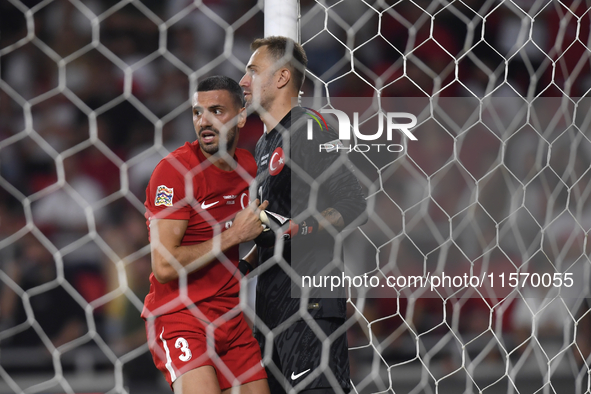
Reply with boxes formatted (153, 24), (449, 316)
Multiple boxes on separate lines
(0, 0), (590, 393)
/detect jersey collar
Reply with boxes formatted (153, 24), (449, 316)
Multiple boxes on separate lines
(266, 106), (307, 139)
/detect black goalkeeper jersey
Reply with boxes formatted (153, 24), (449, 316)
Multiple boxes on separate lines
(254, 106), (367, 329)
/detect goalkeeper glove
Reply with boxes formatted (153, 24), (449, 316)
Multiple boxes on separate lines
(254, 210), (318, 248)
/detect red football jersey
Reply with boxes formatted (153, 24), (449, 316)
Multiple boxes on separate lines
(141, 141), (257, 318)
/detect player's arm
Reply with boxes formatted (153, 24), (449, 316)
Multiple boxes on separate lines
(254, 206), (345, 248)
(302, 121), (367, 232)
(254, 207), (344, 247)
(318, 168), (367, 233)
(151, 200), (268, 284)
(254, 163), (365, 247)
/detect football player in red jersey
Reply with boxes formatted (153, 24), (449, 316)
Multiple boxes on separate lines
(142, 76), (270, 394)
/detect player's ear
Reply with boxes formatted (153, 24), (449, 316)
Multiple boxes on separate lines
(276, 67), (291, 89)
(237, 107), (247, 128)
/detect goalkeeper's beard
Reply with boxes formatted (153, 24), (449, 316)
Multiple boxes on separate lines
(198, 126), (238, 155)
(245, 94), (272, 116)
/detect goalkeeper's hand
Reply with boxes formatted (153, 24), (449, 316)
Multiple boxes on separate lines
(254, 210), (318, 248)
(229, 199), (268, 243)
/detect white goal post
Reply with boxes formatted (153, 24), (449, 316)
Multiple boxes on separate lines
(265, 0), (299, 41)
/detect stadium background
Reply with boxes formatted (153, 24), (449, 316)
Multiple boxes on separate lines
(1, 0), (591, 393)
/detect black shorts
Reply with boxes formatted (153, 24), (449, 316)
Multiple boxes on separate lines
(255, 318), (351, 393)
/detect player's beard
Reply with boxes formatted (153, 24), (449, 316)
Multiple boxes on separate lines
(198, 126), (238, 155)
(246, 92), (272, 115)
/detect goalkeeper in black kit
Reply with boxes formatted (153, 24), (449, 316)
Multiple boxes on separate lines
(239, 36), (367, 394)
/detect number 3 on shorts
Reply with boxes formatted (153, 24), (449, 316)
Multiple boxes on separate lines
(175, 337), (192, 362)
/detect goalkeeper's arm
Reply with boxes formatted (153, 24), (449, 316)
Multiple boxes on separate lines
(151, 199), (268, 283)
(254, 208), (342, 247)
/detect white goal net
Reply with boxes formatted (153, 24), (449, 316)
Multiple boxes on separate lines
(0, 0), (590, 393)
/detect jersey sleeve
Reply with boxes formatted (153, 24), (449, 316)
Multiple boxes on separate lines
(145, 157), (192, 221)
(294, 120), (367, 228)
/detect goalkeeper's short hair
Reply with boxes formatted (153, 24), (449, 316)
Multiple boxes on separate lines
(251, 36), (308, 91)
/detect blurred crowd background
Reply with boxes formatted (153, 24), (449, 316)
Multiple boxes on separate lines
(1, 0), (590, 393)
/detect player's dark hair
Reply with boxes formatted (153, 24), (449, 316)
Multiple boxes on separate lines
(251, 36), (308, 91)
(196, 75), (244, 108)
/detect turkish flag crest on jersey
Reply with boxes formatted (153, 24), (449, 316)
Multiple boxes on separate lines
(269, 147), (285, 176)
